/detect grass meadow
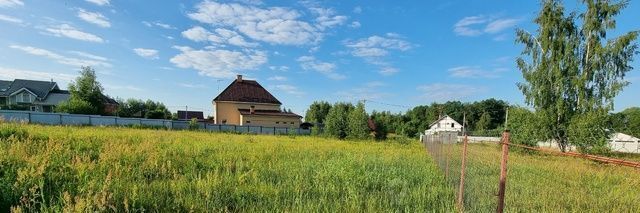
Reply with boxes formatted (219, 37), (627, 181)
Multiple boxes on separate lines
(0, 122), (454, 212)
(438, 143), (640, 212)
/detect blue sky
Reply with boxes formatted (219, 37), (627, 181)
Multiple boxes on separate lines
(0, 0), (638, 116)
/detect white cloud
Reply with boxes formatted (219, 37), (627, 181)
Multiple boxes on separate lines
(346, 34), (412, 57)
(273, 84), (304, 96)
(267, 75), (287, 81)
(84, 0), (109, 6)
(9, 45), (111, 67)
(268, 65), (289, 72)
(345, 34), (412, 76)
(45, 24), (104, 43)
(187, 1), (332, 45)
(454, 15), (520, 36)
(182, 26), (258, 47)
(484, 18), (519, 33)
(170, 46), (267, 79)
(178, 83), (208, 89)
(68, 51), (108, 61)
(133, 48), (159, 59)
(349, 21), (361, 28)
(142, 21), (176, 29)
(0, 14), (22, 24)
(104, 84), (143, 92)
(297, 56), (345, 80)
(0, 0), (23, 7)
(77, 9), (110, 28)
(0, 67), (75, 84)
(309, 7), (347, 30)
(448, 66), (506, 78)
(353, 6), (362, 14)
(417, 83), (486, 102)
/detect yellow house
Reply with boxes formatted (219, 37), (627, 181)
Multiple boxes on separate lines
(213, 75), (302, 127)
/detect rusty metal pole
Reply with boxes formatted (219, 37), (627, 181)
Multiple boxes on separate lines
(496, 130), (510, 213)
(457, 134), (469, 211)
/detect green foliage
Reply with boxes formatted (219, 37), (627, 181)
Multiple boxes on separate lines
(323, 102), (353, 139)
(508, 107), (544, 147)
(55, 97), (95, 115)
(608, 107), (640, 137)
(304, 101), (332, 124)
(475, 112), (491, 131)
(568, 111), (610, 154)
(188, 118), (200, 130)
(347, 102), (370, 140)
(516, 0), (638, 152)
(116, 99), (171, 119)
(60, 66), (106, 115)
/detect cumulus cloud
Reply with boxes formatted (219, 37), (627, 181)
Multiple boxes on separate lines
(345, 33), (413, 75)
(0, 0), (23, 7)
(170, 46), (267, 79)
(77, 9), (110, 28)
(9, 45), (111, 67)
(309, 7), (347, 30)
(417, 83), (486, 102)
(349, 21), (361, 28)
(133, 48), (159, 59)
(45, 24), (104, 43)
(454, 15), (520, 37)
(84, 0), (109, 6)
(268, 65), (289, 72)
(182, 26), (258, 47)
(297, 56), (345, 80)
(142, 21), (175, 29)
(0, 14), (22, 24)
(337, 81), (390, 101)
(0, 67), (75, 84)
(187, 1), (338, 45)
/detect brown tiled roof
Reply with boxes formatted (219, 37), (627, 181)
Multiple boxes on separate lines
(238, 109), (302, 118)
(213, 79), (282, 104)
(177, 110), (205, 120)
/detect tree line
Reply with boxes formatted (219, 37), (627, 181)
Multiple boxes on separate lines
(56, 66), (175, 120)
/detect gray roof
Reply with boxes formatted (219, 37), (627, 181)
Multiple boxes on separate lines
(0, 79), (61, 99)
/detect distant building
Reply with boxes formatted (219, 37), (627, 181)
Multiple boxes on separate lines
(609, 132), (640, 154)
(0, 79), (70, 112)
(102, 95), (119, 115)
(213, 75), (302, 127)
(177, 110), (205, 121)
(425, 115), (463, 135)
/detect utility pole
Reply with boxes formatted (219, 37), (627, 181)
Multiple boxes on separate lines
(185, 105), (188, 120)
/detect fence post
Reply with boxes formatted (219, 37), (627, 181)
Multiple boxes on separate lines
(59, 114), (63, 125)
(496, 130), (511, 213)
(457, 134), (469, 210)
(27, 112), (32, 123)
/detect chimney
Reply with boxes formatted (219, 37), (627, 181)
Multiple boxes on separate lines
(250, 105), (255, 114)
(236, 75), (243, 82)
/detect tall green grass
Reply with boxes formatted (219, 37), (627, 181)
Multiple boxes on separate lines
(441, 143), (640, 212)
(0, 123), (454, 212)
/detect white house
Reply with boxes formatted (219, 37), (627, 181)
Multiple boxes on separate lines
(609, 133), (640, 154)
(425, 115), (463, 135)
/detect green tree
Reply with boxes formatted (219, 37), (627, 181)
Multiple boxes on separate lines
(508, 107), (545, 147)
(347, 102), (370, 139)
(305, 101), (332, 124)
(515, 0), (638, 152)
(324, 102), (353, 139)
(475, 112), (492, 131)
(57, 66), (106, 115)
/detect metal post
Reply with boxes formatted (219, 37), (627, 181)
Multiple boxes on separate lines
(28, 112), (31, 123)
(457, 133), (469, 211)
(497, 130), (510, 213)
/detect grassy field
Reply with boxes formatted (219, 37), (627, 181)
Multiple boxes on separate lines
(437, 143), (640, 212)
(0, 123), (454, 212)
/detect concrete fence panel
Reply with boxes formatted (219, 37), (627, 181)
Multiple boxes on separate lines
(90, 116), (117, 126)
(141, 119), (164, 127)
(0, 111), (30, 122)
(62, 115), (91, 125)
(116, 118), (141, 126)
(30, 113), (61, 125)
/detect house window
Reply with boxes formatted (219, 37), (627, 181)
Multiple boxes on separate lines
(22, 93), (31, 103)
(290, 122), (294, 124)
(222, 119), (227, 124)
(246, 121), (251, 124)
(276, 121), (279, 124)
(451, 123), (454, 128)
(30, 106), (36, 111)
